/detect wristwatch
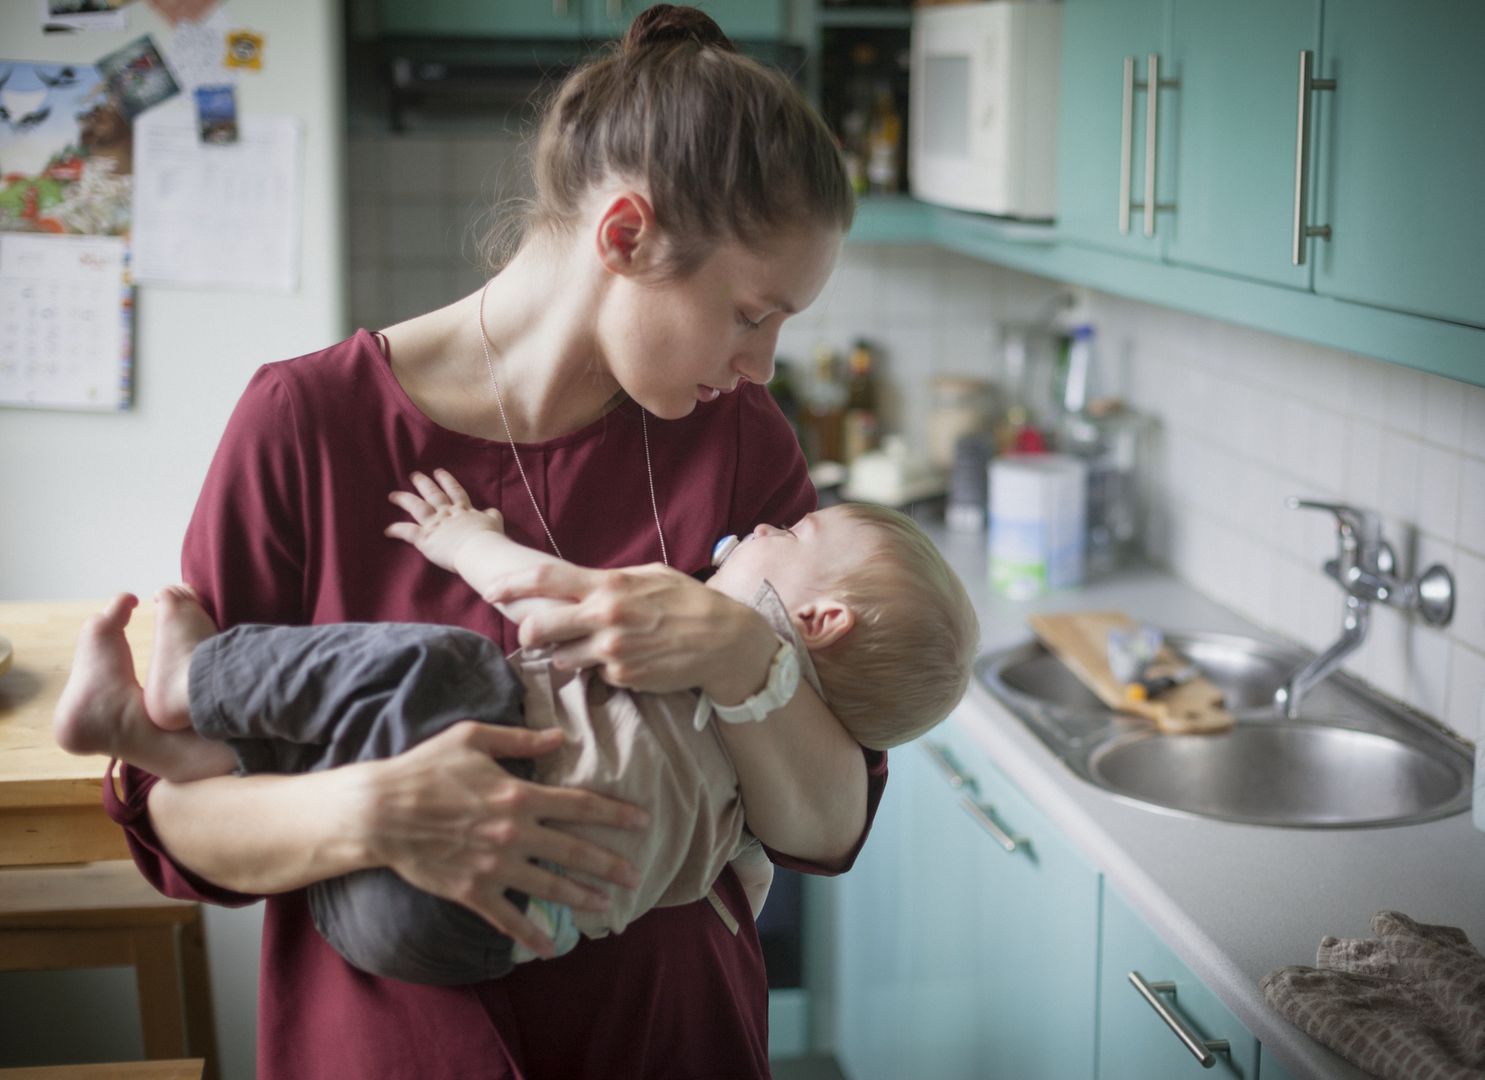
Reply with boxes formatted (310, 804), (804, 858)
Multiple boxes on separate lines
(711, 637), (801, 724)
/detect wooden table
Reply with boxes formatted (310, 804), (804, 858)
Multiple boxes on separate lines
(0, 600), (147, 867)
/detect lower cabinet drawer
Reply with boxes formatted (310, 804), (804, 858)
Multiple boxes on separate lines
(1099, 886), (1261, 1079)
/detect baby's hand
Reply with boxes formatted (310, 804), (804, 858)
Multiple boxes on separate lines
(386, 469), (505, 574)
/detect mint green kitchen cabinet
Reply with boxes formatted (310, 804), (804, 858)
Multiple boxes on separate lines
(1055, 0), (1171, 261)
(1162, 0), (1319, 289)
(1099, 886), (1261, 1079)
(1310, 1), (1485, 329)
(834, 709), (1099, 1080)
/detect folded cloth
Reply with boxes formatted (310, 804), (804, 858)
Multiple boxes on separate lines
(1261, 912), (1485, 1080)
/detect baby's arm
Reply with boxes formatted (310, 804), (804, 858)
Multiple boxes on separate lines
(385, 468), (572, 625)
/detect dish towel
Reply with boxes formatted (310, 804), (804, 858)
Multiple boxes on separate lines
(1261, 911), (1485, 1080)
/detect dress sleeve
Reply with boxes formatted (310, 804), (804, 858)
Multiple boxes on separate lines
(728, 383), (889, 877)
(103, 364), (309, 905)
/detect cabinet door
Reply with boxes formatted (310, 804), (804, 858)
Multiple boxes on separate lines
(1099, 887), (1261, 1080)
(377, 0), (583, 38)
(582, 0), (784, 41)
(1056, 0), (1171, 260)
(947, 727), (1100, 1079)
(1163, 0), (1319, 288)
(1311, 1), (1485, 329)
(834, 710), (1100, 1080)
(833, 716), (994, 1080)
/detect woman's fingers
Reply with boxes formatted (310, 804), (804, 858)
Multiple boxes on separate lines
(517, 819), (642, 891)
(460, 889), (555, 959)
(483, 563), (605, 624)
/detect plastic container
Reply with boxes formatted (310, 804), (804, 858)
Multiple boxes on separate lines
(988, 453), (1087, 600)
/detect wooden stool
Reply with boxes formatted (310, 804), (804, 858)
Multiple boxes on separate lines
(0, 1061), (203, 1080)
(0, 862), (219, 1080)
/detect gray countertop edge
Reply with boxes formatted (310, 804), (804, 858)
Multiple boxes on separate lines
(925, 526), (1485, 1080)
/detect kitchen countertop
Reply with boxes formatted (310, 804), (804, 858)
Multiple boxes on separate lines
(927, 526), (1485, 1080)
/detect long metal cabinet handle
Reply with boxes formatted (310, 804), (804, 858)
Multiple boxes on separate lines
(922, 741), (970, 790)
(1292, 49), (1336, 265)
(1142, 52), (1160, 238)
(958, 795), (1028, 854)
(1128, 972), (1232, 1068)
(1119, 56), (1136, 234)
(1120, 55), (1179, 236)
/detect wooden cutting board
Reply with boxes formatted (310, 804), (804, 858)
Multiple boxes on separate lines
(1027, 611), (1233, 735)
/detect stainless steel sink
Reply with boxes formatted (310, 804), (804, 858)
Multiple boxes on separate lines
(975, 630), (1475, 828)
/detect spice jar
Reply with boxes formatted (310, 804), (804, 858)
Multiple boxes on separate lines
(928, 375), (995, 472)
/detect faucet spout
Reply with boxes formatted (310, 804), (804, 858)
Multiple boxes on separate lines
(1275, 595), (1370, 719)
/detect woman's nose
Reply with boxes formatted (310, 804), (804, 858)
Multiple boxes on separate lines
(735, 333), (780, 386)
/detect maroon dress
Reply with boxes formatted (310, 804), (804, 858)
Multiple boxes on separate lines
(103, 330), (888, 1079)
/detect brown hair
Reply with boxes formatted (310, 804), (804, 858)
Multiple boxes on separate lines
(485, 4), (854, 278)
(808, 504), (981, 751)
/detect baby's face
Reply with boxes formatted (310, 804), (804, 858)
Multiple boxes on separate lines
(708, 505), (874, 611)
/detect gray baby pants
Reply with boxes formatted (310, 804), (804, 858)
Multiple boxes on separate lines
(189, 621), (530, 985)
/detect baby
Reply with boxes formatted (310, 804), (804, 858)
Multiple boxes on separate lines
(55, 468), (979, 985)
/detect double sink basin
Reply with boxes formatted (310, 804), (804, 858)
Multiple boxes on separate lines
(975, 630), (1475, 828)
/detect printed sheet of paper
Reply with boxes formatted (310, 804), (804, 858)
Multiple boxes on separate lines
(130, 112), (301, 291)
(0, 232), (132, 410)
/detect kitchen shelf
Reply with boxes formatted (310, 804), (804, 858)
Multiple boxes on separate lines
(848, 197), (1485, 389)
(814, 7), (913, 29)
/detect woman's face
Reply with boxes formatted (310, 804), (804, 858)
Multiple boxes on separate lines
(601, 225), (841, 420)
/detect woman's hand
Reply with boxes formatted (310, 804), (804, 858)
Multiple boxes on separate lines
(484, 562), (778, 699)
(386, 469), (505, 576)
(358, 720), (648, 958)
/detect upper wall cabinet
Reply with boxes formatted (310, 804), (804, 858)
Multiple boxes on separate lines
(374, 0), (784, 40)
(1310, 1), (1485, 329)
(1163, 0), (1319, 290)
(1056, 0), (1170, 262)
(1055, 0), (1485, 331)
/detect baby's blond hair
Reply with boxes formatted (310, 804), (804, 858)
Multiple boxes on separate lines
(808, 504), (980, 751)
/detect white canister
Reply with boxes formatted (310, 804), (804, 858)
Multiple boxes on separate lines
(988, 453), (1088, 600)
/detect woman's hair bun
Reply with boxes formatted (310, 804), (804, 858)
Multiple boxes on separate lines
(622, 4), (736, 54)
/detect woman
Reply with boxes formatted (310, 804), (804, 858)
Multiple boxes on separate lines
(104, 7), (886, 1077)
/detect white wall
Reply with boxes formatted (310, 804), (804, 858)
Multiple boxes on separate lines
(0, 1), (346, 1076)
(0, 0), (347, 603)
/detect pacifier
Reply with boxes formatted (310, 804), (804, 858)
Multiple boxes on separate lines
(711, 534), (741, 568)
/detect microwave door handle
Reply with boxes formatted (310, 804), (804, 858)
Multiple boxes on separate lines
(1119, 55), (1136, 235)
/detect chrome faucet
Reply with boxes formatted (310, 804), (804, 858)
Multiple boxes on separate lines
(1274, 498), (1456, 719)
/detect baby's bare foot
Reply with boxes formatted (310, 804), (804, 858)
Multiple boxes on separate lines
(54, 593), (148, 758)
(144, 584), (217, 731)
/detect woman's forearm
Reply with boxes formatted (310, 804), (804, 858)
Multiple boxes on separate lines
(714, 681), (867, 868)
(148, 767), (377, 894)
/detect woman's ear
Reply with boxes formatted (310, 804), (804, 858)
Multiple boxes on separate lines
(794, 599), (855, 650)
(596, 190), (658, 275)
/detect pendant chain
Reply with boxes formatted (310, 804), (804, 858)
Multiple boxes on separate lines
(476, 284), (667, 566)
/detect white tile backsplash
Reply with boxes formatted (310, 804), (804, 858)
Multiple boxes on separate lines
(347, 128), (1483, 738)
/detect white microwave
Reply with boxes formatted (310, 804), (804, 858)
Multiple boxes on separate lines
(909, 1), (1062, 220)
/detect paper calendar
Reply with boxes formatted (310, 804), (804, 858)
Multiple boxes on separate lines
(0, 233), (133, 411)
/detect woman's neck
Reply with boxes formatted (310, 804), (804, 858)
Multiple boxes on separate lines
(478, 241), (625, 442)
(384, 240), (623, 444)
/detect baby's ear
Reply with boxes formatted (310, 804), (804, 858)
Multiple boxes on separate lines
(794, 599), (854, 650)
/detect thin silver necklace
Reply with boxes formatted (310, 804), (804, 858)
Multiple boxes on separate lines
(476, 283), (668, 566)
